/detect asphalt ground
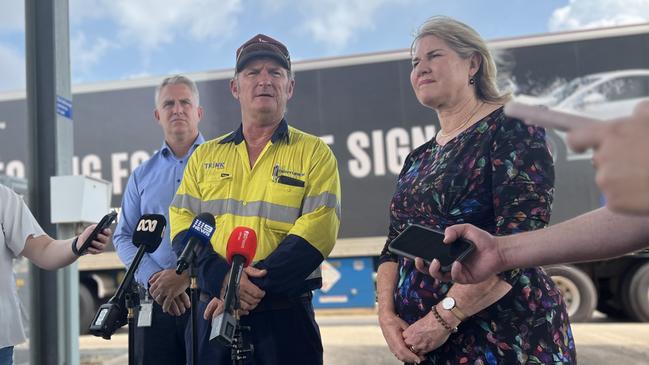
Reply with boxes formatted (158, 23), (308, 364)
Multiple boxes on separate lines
(14, 312), (649, 365)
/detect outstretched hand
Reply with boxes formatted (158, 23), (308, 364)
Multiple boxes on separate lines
(76, 224), (111, 255)
(568, 100), (649, 215)
(416, 224), (504, 284)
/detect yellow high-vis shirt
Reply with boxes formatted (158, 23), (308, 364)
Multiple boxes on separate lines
(170, 120), (340, 269)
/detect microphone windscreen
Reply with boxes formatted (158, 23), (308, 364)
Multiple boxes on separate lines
(226, 227), (257, 266)
(132, 214), (167, 253)
(187, 212), (216, 242)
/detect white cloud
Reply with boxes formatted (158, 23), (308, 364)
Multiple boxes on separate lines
(71, 33), (117, 76)
(296, 0), (404, 51)
(549, 0), (649, 31)
(71, 0), (243, 51)
(0, 43), (25, 91)
(258, 0), (407, 51)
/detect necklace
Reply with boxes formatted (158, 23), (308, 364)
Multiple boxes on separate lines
(437, 101), (484, 138)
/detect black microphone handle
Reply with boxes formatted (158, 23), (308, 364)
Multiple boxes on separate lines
(176, 235), (202, 274)
(222, 255), (246, 314)
(111, 244), (147, 304)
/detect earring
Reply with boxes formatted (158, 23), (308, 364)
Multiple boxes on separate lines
(469, 77), (475, 85)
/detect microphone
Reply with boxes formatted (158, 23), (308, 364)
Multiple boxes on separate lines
(175, 212), (216, 274)
(223, 227), (257, 312)
(89, 214), (166, 339)
(210, 227), (258, 345)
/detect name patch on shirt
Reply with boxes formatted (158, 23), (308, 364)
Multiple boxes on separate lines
(204, 162), (225, 169)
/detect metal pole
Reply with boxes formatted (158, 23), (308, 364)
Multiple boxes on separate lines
(190, 267), (198, 365)
(25, 0), (77, 364)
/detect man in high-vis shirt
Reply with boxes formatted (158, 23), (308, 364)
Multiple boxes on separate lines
(169, 34), (341, 365)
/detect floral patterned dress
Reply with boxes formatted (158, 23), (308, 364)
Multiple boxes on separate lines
(379, 107), (576, 364)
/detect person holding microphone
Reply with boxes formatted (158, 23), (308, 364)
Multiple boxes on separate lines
(0, 183), (111, 365)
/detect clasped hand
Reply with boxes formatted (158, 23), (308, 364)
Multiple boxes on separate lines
(149, 269), (191, 316)
(402, 311), (452, 358)
(379, 309), (452, 364)
(203, 266), (268, 320)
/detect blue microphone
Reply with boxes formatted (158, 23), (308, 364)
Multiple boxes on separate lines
(175, 212), (216, 274)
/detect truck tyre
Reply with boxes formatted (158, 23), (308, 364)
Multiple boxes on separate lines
(79, 284), (96, 334)
(545, 265), (597, 322)
(621, 262), (649, 322)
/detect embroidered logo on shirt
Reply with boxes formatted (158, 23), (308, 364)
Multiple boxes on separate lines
(277, 168), (304, 177)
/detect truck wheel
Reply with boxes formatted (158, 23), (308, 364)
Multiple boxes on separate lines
(621, 262), (649, 322)
(545, 265), (597, 322)
(79, 284), (96, 334)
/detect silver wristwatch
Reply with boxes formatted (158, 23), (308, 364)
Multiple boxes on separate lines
(441, 297), (467, 322)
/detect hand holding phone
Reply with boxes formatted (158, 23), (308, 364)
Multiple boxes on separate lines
(388, 224), (475, 272)
(504, 100), (599, 132)
(77, 211), (117, 255)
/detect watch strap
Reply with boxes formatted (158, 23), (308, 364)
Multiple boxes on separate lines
(450, 305), (467, 322)
(71, 236), (82, 256)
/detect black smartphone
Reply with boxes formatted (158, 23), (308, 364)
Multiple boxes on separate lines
(388, 224), (475, 272)
(77, 211), (117, 255)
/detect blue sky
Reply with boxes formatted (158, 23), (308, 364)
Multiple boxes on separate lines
(0, 0), (648, 92)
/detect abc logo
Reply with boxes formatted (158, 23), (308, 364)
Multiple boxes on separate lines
(137, 219), (158, 232)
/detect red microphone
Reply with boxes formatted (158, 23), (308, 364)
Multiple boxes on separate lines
(211, 228), (259, 345)
(221, 227), (258, 320)
(226, 226), (257, 267)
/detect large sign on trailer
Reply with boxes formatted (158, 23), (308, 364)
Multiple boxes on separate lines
(0, 27), (649, 238)
(3, 24), (649, 320)
(2, 25), (648, 240)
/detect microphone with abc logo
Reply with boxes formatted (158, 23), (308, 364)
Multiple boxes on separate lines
(89, 214), (166, 339)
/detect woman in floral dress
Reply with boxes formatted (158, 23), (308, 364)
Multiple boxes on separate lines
(377, 16), (576, 365)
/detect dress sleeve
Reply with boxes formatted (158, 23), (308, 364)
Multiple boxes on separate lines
(490, 119), (555, 285)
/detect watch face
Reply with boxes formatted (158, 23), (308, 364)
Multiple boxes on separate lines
(442, 297), (455, 310)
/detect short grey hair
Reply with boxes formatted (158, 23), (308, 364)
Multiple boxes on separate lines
(155, 75), (200, 106)
(412, 16), (510, 104)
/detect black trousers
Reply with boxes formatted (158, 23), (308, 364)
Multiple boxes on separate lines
(188, 296), (323, 365)
(134, 300), (189, 365)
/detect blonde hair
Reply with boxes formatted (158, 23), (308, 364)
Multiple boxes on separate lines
(412, 16), (510, 103)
